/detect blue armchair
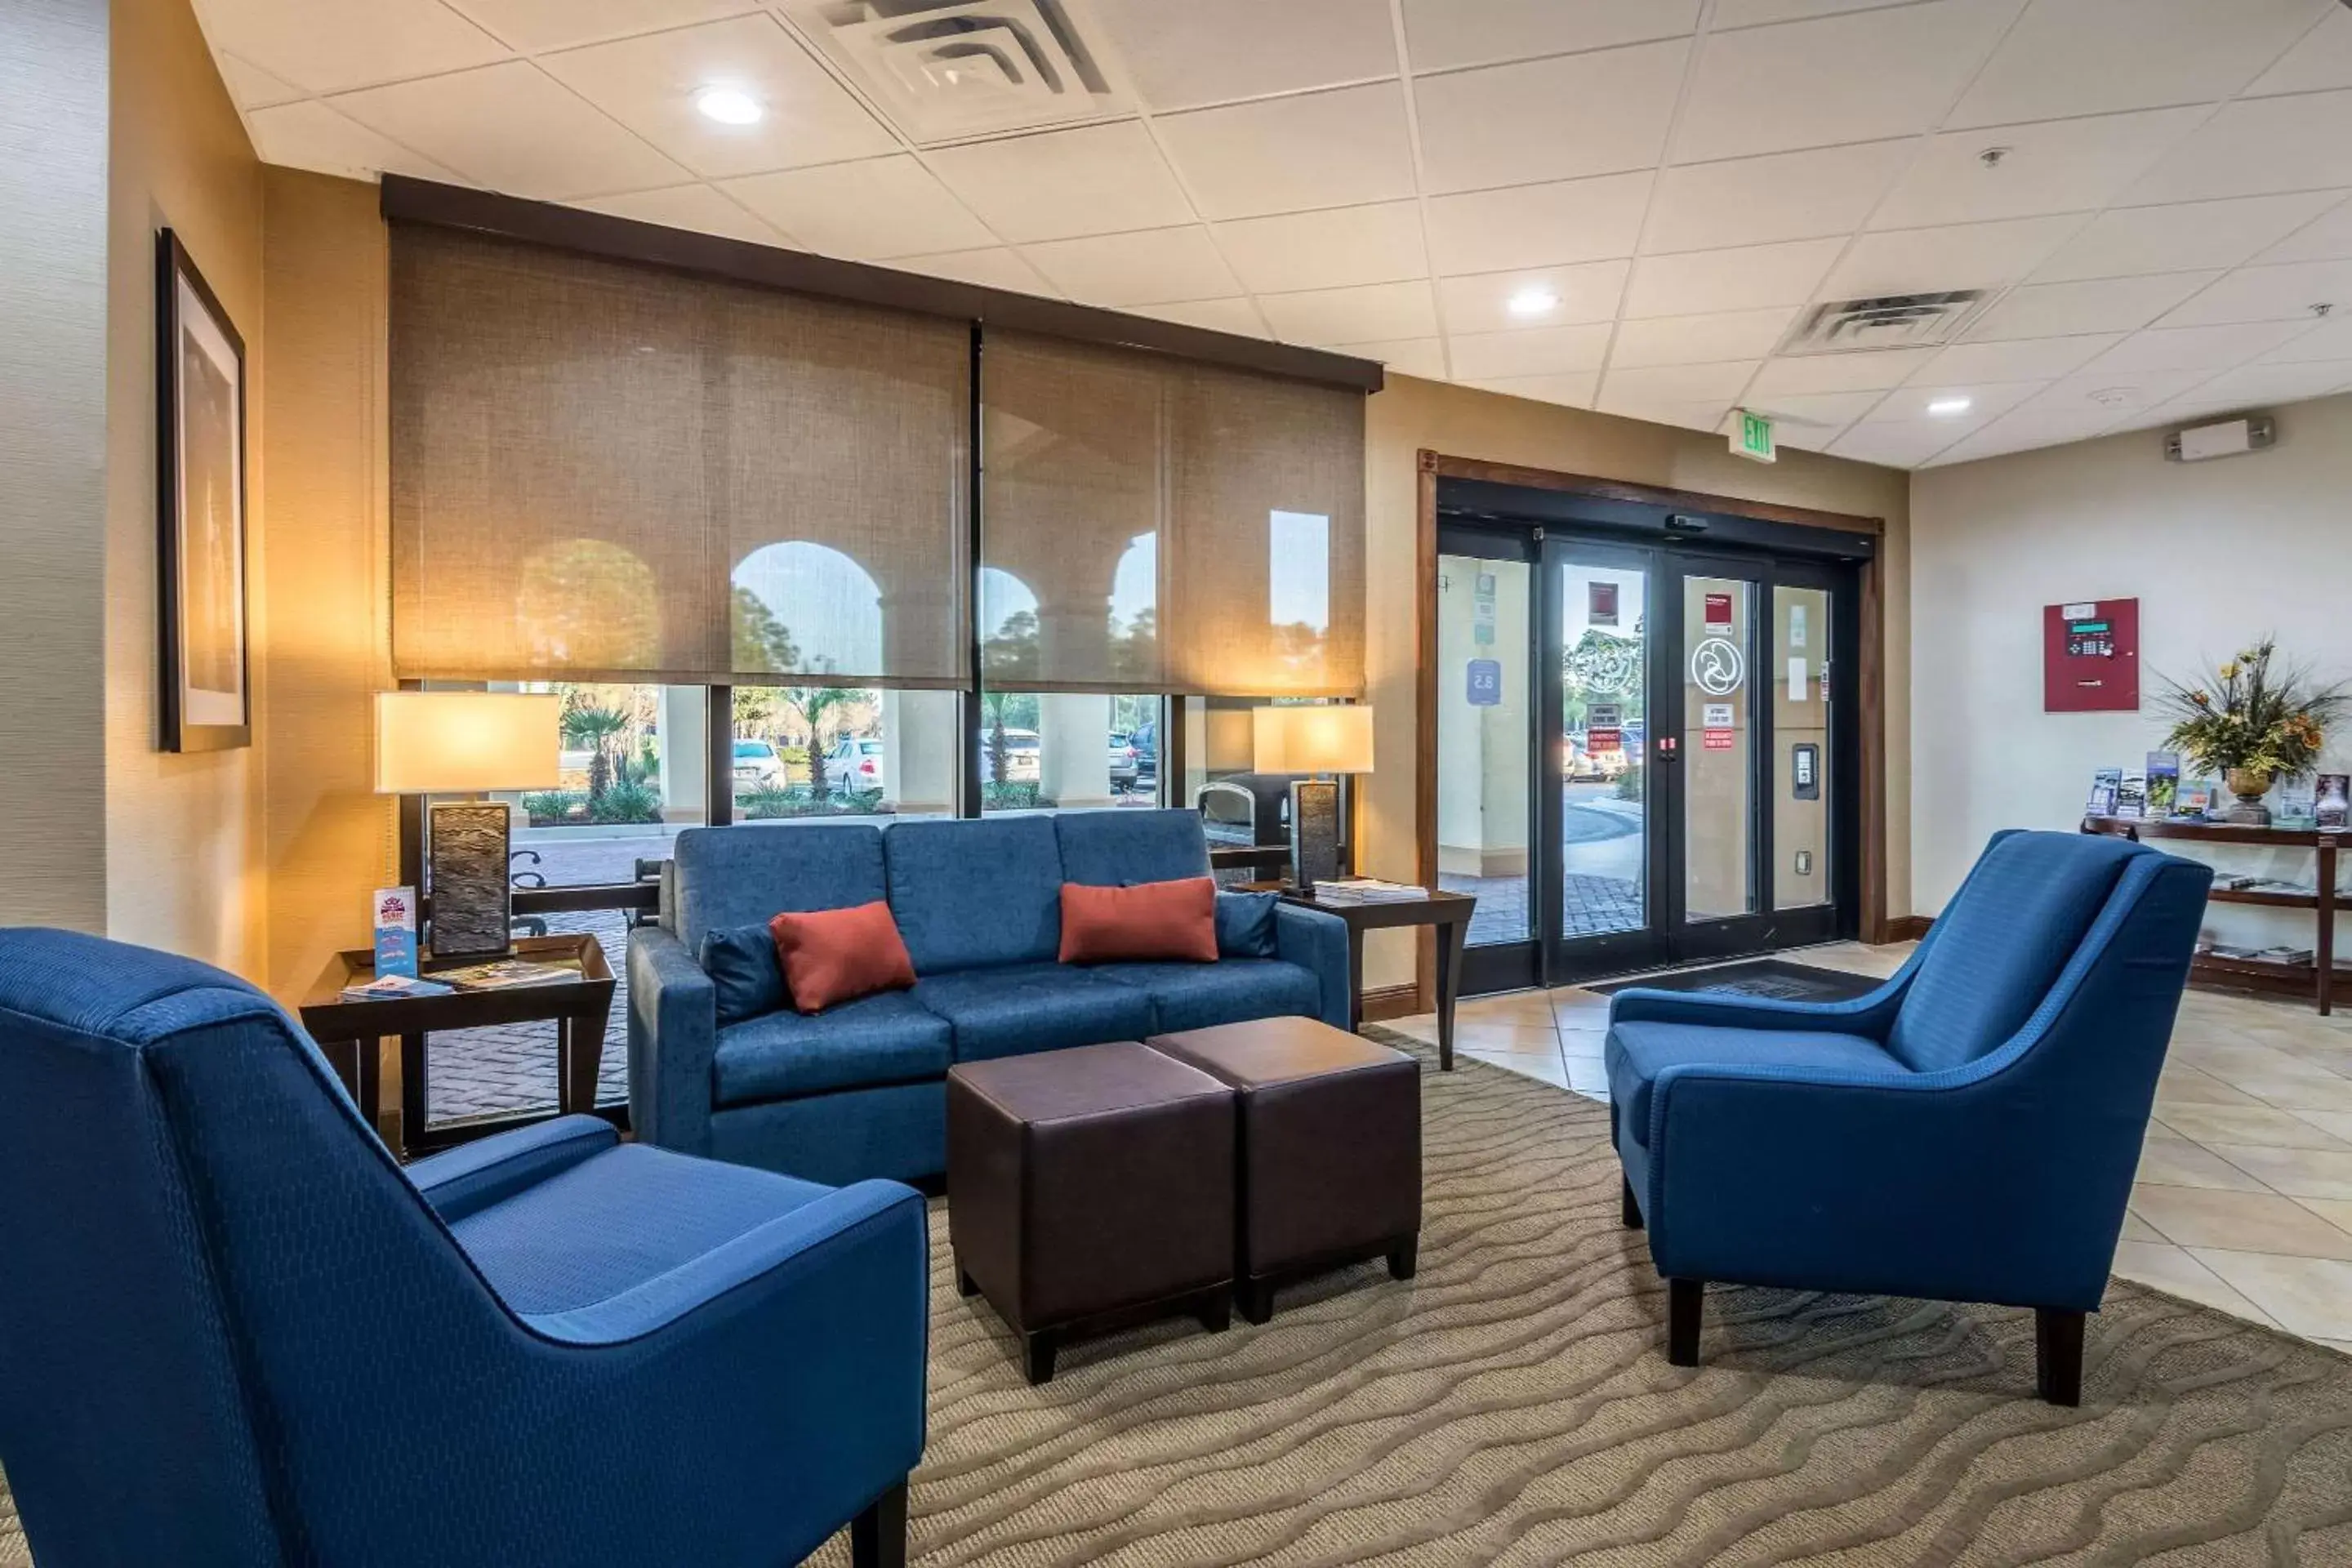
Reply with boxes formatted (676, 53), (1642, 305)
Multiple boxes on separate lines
(1606, 830), (2212, 1405)
(0, 929), (929, 1567)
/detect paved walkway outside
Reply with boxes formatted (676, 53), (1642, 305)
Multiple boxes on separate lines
(1439, 787), (1646, 947)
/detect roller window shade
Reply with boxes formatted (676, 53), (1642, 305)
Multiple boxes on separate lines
(390, 225), (969, 688)
(981, 331), (1363, 698)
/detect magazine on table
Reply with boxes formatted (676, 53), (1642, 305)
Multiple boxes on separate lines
(1311, 878), (1430, 904)
(429, 958), (576, 991)
(340, 972), (453, 1004)
(2087, 767), (2122, 817)
(2114, 768), (2149, 820)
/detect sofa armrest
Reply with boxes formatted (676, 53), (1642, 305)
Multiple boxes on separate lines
(406, 1115), (619, 1223)
(1606, 960), (1916, 1039)
(1275, 902), (1352, 1031)
(627, 925), (719, 1156)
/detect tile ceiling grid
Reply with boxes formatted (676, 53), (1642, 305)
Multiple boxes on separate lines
(195, 0), (2352, 468)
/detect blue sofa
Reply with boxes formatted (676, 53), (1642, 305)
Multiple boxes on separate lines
(1606, 829), (2212, 1405)
(0, 929), (929, 1568)
(629, 808), (1352, 1186)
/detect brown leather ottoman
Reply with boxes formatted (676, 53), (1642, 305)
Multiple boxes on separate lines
(947, 1041), (1235, 1384)
(1147, 1017), (1420, 1324)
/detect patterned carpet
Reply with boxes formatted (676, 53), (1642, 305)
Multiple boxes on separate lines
(10, 1032), (2352, 1566)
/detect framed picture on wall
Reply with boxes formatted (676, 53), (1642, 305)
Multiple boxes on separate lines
(156, 228), (250, 752)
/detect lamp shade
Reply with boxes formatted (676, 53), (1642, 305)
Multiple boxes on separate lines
(373, 692), (562, 794)
(1252, 704), (1374, 775)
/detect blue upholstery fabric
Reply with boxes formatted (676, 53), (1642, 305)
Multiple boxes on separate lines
(1093, 957), (1321, 1033)
(672, 822), (886, 952)
(629, 924), (719, 1156)
(1605, 1020), (1903, 1143)
(1215, 890), (1280, 958)
(1885, 830), (2136, 1072)
(700, 923), (786, 1026)
(714, 990), (953, 1106)
(885, 815), (1063, 973)
(1054, 807), (1214, 886)
(1276, 900), (1353, 1031)
(911, 962), (1156, 1061)
(1607, 831), (2212, 1315)
(0, 929), (930, 1568)
(712, 1080), (947, 1188)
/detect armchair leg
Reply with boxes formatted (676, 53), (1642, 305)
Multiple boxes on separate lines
(1667, 1279), (1703, 1367)
(2036, 1307), (2084, 1407)
(1620, 1174), (1643, 1230)
(850, 1479), (907, 1568)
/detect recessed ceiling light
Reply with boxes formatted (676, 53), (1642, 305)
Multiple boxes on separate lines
(1507, 286), (1560, 318)
(695, 87), (764, 126)
(1927, 396), (1974, 417)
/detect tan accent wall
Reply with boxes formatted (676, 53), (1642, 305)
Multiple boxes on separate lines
(102, 0), (267, 972)
(258, 168), (397, 998)
(1360, 374), (1914, 988)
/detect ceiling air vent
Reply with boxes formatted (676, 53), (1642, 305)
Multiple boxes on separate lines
(780, 0), (1129, 145)
(1777, 291), (1989, 357)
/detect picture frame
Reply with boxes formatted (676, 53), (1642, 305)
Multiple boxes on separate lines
(156, 229), (251, 752)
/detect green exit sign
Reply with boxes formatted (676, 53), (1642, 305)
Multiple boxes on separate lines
(1733, 409), (1776, 464)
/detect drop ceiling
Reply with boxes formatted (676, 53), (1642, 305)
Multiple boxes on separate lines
(198, 0), (2352, 469)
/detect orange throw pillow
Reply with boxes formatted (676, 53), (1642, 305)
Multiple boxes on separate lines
(768, 902), (916, 1013)
(1059, 877), (1218, 964)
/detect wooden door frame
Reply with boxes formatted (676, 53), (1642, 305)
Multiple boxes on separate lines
(1410, 449), (1894, 1009)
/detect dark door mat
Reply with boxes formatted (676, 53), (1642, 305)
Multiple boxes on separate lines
(1584, 958), (1884, 1003)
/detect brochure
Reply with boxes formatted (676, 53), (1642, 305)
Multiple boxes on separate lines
(430, 958), (575, 991)
(2317, 773), (2349, 830)
(372, 887), (419, 979)
(2144, 751), (2180, 820)
(2175, 779), (2213, 820)
(2087, 767), (2122, 817)
(341, 973), (452, 1004)
(2115, 768), (2148, 820)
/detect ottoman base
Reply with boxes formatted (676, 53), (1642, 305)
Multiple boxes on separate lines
(958, 1269), (1233, 1383)
(1237, 1236), (1419, 1325)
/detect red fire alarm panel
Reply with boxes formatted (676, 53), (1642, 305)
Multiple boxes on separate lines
(2043, 598), (2139, 712)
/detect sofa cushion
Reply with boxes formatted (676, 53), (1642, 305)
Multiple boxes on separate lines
(1214, 891), (1281, 958)
(713, 990), (953, 1107)
(910, 962), (1156, 1062)
(671, 822), (886, 953)
(1094, 958), (1321, 1034)
(885, 816), (1062, 973)
(1060, 877), (1218, 964)
(770, 901), (915, 1013)
(1886, 831), (2136, 1073)
(1054, 808), (1212, 888)
(700, 924), (786, 1027)
(1605, 1020), (1904, 1143)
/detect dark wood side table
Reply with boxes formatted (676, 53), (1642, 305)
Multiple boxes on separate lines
(1277, 889), (1477, 1070)
(297, 933), (616, 1156)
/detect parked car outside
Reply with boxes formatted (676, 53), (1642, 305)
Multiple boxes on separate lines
(980, 727), (1041, 782)
(824, 737), (886, 795)
(730, 738), (785, 797)
(1112, 718), (1158, 794)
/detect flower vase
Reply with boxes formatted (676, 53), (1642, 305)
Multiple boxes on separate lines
(2223, 767), (2275, 826)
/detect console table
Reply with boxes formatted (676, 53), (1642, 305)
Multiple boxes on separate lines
(1276, 889), (1477, 1069)
(2081, 816), (2342, 1014)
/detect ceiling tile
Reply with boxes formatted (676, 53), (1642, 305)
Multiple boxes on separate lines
(1739, 387), (1884, 429)
(1154, 82), (1415, 220)
(216, 52), (305, 109)
(451, 0), (755, 52)
(1424, 172), (1650, 274)
(1949, 0), (2327, 128)
(1414, 40), (1686, 194)
(1908, 334), (2123, 383)
(1597, 395), (1736, 434)
(1601, 361), (1763, 402)
(1821, 216), (2083, 297)
(1870, 108), (2204, 229)
(1624, 238), (1843, 318)
(1462, 372), (1601, 408)
(2034, 192), (2344, 282)
(1400, 0), (1699, 72)
(1645, 141), (1912, 253)
(925, 121), (1194, 243)
(2123, 90), (2352, 203)
(1435, 261), (1628, 334)
(1717, 0), (1932, 23)
(2157, 259), (2352, 326)
(2263, 315), (2352, 360)
(2023, 368), (2215, 418)
(885, 246), (1058, 297)
(331, 61), (686, 199)
(196, 0), (508, 95)
(571, 182), (791, 246)
(2247, 7), (2352, 96)
(1214, 202), (1426, 293)
(1334, 336), (1449, 379)
(243, 99), (469, 184)
(1866, 380), (2044, 422)
(724, 154), (994, 259)
(1018, 225), (1240, 307)
(1089, 0), (1396, 111)
(2097, 321), (2314, 371)
(1447, 323), (1614, 380)
(2160, 358), (2352, 411)
(1749, 348), (1941, 395)
(1964, 271), (2217, 339)
(1827, 418), (1978, 468)
(538, 15), (894, 180)
(1928, 405), (2122, 462)
(2257, 195), (2352, 263)
(1129, 297), (1268, 336)
(1255, 280), (1437, 345)
(1673, 1), (2016, 164)
(1610, 307), (1797, 368)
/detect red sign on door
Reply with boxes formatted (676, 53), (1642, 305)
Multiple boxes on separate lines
(1588, 581), (1619, 626)
(1704, 591), (1733, 627)
(1703, 729), (1734, 750)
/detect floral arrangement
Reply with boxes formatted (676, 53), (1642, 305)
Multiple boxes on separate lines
(2154, 639), (2347, 782)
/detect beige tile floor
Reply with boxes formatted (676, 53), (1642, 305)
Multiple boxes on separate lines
(1388, 940), (2352, 1356)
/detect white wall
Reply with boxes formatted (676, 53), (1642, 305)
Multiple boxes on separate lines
(1909, 392), (2352, 933)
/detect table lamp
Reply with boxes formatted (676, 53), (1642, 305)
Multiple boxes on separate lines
(1252, 704), (1374, 893)
(374, 692), (562, 960)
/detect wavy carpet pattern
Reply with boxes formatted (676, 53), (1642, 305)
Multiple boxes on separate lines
(7, 1035), (2352, 1566)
